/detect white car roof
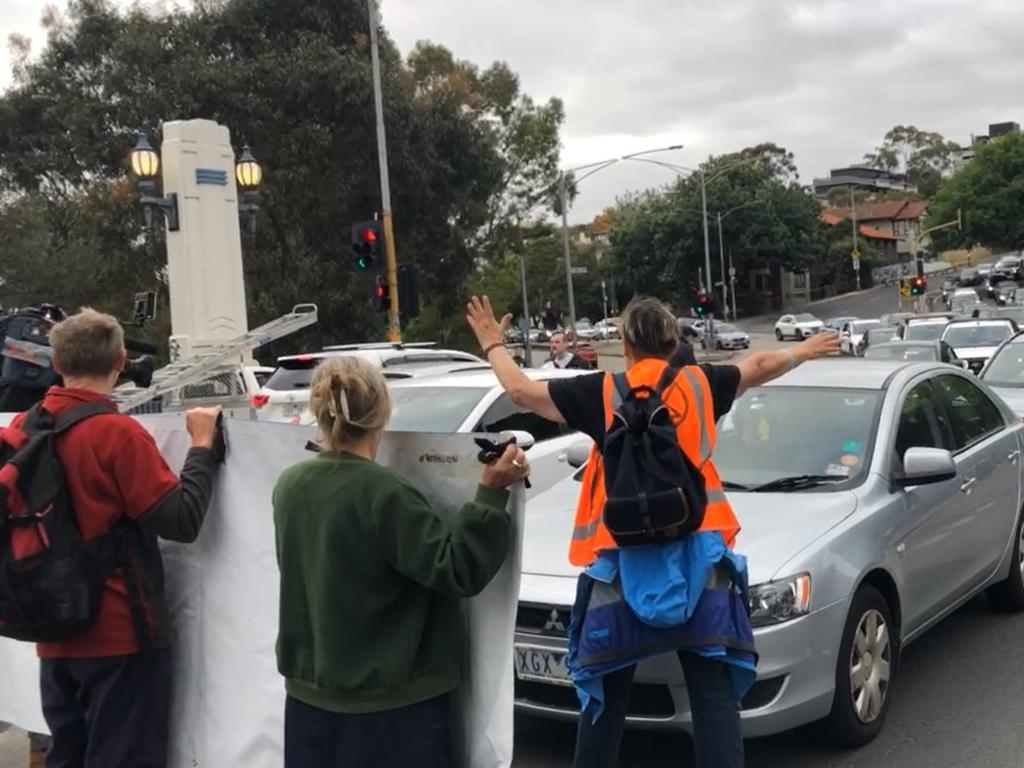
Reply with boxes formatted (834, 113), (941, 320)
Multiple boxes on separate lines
(944, 319), (1013, 328)
(386, 367), (592, 391)
(763, 358), (916, 390)
(276, 348), (481, 364)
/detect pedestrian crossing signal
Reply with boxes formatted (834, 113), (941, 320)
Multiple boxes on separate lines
(373, 275), (389, 312)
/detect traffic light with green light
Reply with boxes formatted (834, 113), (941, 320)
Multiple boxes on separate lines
(695, 293), (712, 316)
(351, 221), (383, 270)
(910, 276), (926, 296)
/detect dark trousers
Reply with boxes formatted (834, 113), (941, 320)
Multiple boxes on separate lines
(40, 650), (172, 768)
(572, 652), (744, 768)
(285, 694), (451, 768)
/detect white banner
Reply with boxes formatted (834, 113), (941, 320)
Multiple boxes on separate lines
(0, 416), (524, 768)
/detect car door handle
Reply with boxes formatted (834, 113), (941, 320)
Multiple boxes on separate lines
(1008, 450), (1020, 464)
(960, 477), (977, 494)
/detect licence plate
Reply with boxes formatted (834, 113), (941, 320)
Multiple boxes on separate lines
(515, 645), (572, 687)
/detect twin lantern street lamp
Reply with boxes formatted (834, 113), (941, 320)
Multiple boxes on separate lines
(129, 132), (264, 233)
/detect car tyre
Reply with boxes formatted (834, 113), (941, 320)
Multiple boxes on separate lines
(822, 585), (897, 748)
(987, 509), (1024, 612)
(775, 329), (783, 341)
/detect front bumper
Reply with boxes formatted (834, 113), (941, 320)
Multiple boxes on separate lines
(513, 597), (850, 737)
(717, 338), (750, 349)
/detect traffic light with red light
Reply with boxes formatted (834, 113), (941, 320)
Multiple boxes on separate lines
(373, 274), (389, 312)
(910, 276), (926, 296)
(351, 221), (383, 270)
(695, 293), (712, 316)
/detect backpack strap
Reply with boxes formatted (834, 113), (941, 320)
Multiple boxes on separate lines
(52, 402), (117, 433)
(655, 365), (681, 397)
(610, 373), (631, 410)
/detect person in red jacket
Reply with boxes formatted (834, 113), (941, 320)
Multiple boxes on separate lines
(10, 308), (222, 768)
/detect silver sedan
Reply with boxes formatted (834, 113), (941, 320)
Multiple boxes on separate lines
(514, 359), (1024, 747)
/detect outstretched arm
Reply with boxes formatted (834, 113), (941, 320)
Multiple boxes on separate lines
(736, 331), (840, 396)
(466, 296), (566, 424)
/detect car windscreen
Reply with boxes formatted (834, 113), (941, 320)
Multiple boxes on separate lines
(714, 387), (880, 490)
(904, 322), (947, 342)
(794, 314), (816, 322)
(864, 344), (937, 361)
(981, 342), (1024, 387)
(264, 363), (316, 390)
(388, 386), (490, 432)
(943, 324), (1013, 348)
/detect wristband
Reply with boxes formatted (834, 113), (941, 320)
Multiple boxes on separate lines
(483, 342), (505, 357)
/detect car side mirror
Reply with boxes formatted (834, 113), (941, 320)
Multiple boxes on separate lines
(566, 439), (593, 469)
(502, 430), (536, 451)
(896, 447), (956, 487)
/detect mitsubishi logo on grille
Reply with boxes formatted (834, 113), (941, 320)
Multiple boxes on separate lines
(543, 608), (566, 634)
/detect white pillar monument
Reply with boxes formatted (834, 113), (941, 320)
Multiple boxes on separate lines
(159, 119), (249, 361)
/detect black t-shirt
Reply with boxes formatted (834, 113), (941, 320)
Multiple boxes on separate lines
(549, 364), (741, 447)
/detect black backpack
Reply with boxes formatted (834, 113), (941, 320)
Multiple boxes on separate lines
(601, 366), (708, 547)
(0, 403), (135, 643)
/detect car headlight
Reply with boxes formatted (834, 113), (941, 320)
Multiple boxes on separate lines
(748, 573), (811, 627)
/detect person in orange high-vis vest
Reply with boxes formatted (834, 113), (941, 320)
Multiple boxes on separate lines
(466, 294), (839, 768)
(569, 358), (739, 567)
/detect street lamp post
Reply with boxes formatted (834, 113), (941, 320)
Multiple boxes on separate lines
(558, 145), (683, 337)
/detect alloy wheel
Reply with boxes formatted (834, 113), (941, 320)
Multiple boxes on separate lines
(849, 609), (891, 724)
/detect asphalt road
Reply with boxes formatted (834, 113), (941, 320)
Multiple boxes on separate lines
(514, 595), (1024, 767)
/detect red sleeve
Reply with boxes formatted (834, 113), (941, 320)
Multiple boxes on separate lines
(110, 423), (180, 519)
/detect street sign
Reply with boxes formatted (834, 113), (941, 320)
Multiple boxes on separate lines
(851, 248), (861, 271)
(570, 266), (588, 275)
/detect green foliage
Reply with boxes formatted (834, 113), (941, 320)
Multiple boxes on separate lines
(928, 131), (1024, 252)
(608, 144), (825, 312)
(864, 125), (962, 198)
(0, 0), (563, 349)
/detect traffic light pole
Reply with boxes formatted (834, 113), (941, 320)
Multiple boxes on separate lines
(368, 0), (401, 342)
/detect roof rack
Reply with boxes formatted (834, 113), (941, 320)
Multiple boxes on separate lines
(112, 304), (318, 413)
(322, 342), (438, 351)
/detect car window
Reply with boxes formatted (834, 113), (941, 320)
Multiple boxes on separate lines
(981, 341), (1024, 387)
(932, 374), (1005, 449)
(474, 393), (572, 443)
(894, 381), (953, 462)
(180, 373), (244, 399)
(388, 386), (491, 432)
(253, 370), (272, 387)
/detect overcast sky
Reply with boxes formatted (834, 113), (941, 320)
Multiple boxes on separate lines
(3, 0), (1023, 221)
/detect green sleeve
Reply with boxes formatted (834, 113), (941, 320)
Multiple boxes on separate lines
(374, 481), (512, 597)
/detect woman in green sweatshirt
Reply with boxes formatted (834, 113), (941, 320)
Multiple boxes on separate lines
(273, 355), (529, 768)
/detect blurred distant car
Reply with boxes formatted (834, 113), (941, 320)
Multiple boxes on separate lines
(996, 255), (1023, 280)
(996, 281), (1018, 306)
(941, 318), (1017, 374)
(958, 267), (981, 287)
(593, 318), (620, 340)
(703, 322), (750, 350)
(950, 288), (982, 316)
(985, 271), (1015, 299)
(864, 340), (963, 366)
(825, 315), (859, 331)
(571, 319), (599, 341)
(839, 319), (882, 356)
(856, 327), (899, 356)
(572, 341), (599, 369)
(941, 279), (958, 305)
(896, 314), (954, 343)
(880, 312), (915, 328)
(775, 313), (823, 341)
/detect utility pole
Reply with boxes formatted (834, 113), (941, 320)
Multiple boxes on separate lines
(699, 172), (715, 345)
(367, 0), (401, 342)
(558, 173), (577, 339)
(728, 249), (738, 320)
(850, 185), (861, 291)
(519, 250), (532, 367)
(716, 212), (728, 320)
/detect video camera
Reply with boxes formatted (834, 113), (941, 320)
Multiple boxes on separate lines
(0, 293), (159, 403)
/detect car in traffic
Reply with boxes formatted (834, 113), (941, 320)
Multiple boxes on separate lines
(940, 318), (1017, 374)
(996, 281), (1018, 306)
(941, 279), (958, 305)
(980, 332), (1024, 416)
(254, 344), (486, 422)
(840, 319), (883, 356)
(958, 267), (981, 288)
(514, 359), (1024, 746)
(856, 326), (899, 356)
(571, 319), (599, 341)
(996, 254), (1023, 280)
(950, 288), (982, 316)
(985, 271), (1015, 299)
(896, 314), (954, 343)
(593, 318), (620, 340)
(880, 312), (915, 329)
(825, 315), (859, 332)
(703, 322), (750, 350)
(863, 340), (963, 366)
(775, 313), (823, 341)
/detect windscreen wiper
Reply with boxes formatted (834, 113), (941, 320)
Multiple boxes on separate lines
(720, 480), (753, 491)
(751, 474), (849, 493)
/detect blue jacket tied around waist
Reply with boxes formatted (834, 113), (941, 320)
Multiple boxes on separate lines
(566, 531), (758, 720)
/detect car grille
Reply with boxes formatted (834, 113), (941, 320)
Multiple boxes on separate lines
(515, 679), (676, 718)
(517, 603), (572, 637)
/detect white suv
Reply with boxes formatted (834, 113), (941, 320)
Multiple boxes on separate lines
(254, 344), (485, 422)
(774, 313), (823, 341)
